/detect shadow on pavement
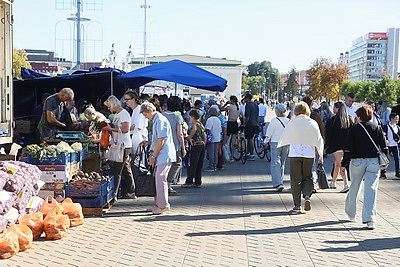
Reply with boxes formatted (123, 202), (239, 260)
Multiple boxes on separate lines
(318, 237), (400, 252)
(185, 220), (364, 237)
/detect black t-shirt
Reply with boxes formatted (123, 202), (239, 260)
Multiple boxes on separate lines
(245, 102), (259, 127)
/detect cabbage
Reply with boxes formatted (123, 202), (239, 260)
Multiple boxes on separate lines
(71, 142), (83, 151)
(56, 141), (75, 153)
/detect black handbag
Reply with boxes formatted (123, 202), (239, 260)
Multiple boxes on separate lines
(317, 163), (329, 189)
(359, 123), (390, 166)
(133, 146), (156, 197)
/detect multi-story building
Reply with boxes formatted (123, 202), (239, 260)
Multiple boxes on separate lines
(349, 28), (399, 82)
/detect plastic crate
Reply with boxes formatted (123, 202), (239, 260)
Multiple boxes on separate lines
(69, 194), (108, 208)
(77, 148), (87, 161)
(66, 180), (107, 197)
(70, 152), (78, 163)
(39, 152), (72, 165)
(26, 155), (40, 165)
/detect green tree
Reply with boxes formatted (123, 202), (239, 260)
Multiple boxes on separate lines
(283, 68), (298, 100)
(13, 49), (31, 79)
(246, 61), (279, 99)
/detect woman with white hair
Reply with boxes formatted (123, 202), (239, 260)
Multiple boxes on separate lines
(264, 104), (290, 192)
(103, 95), (136, 201)
(140, 102), (176, 215)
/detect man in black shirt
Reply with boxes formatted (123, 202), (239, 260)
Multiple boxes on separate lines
(244, 93), (259, 160)
(391, 98), (400, 120)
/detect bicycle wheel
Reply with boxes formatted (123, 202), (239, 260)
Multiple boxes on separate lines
(265, 142), (271, 162)
(254, 134), (266, 159)
(231, 136), (241, 161)
(240, 137), (247, 164)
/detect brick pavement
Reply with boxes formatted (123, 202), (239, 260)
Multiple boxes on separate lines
(7, 109), (400, 266)
(7, 152), (400, 267)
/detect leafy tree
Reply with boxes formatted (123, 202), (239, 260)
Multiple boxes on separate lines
(307, 57), (349, 101)
(13, 49), (31, 79)
(245, 61), (279, 99)
(283, 68), (298, 100)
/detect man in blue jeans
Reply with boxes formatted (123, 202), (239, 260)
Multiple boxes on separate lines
(243, 93), (259, 160)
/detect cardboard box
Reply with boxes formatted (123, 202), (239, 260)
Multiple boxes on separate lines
(42, 183), (65, 190)
(15, 119), (35, 134)
(37, 190), (66, 202)
(38, 164), (73, 183)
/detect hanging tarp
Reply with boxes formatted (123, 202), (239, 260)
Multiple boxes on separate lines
(117, 59), (227, 92)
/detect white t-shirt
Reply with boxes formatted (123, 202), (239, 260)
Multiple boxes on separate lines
(387, 123), (399, 147)
(346, 105), (357, 120)
(265, 117), (290, 143)
(227, 104), (241, 121)
(112, 109), (132, 148)
(130, 105), (148, 139)
(288, 144), (315, 158)
(205, 116), (222, 143)
(258, 104), (267, 117)
(239, 104), (246, 118)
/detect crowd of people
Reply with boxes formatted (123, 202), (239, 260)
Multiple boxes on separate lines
(35, 88), (400, 229)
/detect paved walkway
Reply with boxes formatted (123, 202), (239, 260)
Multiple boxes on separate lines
(9, 153), (400, 266)
(8, 110), (400, 266)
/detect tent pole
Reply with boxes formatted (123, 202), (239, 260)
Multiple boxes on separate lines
(174, 83), (177, 96)
(110, 71), (114, 95)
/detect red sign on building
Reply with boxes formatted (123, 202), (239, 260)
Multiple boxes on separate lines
(367, 32), (387, 40)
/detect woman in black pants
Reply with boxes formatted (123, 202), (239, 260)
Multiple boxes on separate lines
(182, 109), (206, 188)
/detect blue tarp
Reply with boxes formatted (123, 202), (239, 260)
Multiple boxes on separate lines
(117, 59), (227, 92)
(21, 68), (51, 79)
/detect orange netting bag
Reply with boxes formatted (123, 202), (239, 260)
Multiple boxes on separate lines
(19, 212), (44, 240)
(43, 206), (70, 240)
(0, 223), (20, 259)
(40, 196), (63, 218)
(15, 224), (33, 251)
(61, 198), (84, 227)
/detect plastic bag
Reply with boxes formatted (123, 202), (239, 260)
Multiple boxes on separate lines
(15, 224), (33, 251)
(60, 198), (84, 227)
(222, 143), (230, 163)
(100, 129), (110, 149)
(43, 206), (70, 240)
(0, 223), (19, 259)
(40, 196), (63, 218)
(18, 212), (44, 240)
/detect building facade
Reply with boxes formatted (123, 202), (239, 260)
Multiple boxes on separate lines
(126, 54), (244, 99)
(338, 51), (350, 67)
(349, 28), (399, 82)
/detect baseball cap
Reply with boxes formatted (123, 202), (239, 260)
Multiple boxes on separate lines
(275, 104), (286, 113)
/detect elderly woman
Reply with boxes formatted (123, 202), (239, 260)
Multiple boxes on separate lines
(342, 105), (388, 230)
(140, 102), (176, 215)
(123, 91), (148, 153)
(278, 101), (324, 213)
(264, 104), (290, 192)
(103, 95), (136, 201)
(84, 104), (108, 139)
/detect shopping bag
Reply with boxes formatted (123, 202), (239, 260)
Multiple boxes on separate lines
(19, 212), (44, 240)
(0, 222), (19, 259)
(40, 196), (63, 218)
(222, 143), (230, 163)
(60, 198), (84, 227)
(43, 206), (70, 240)
(133, 146), (156, 197)
(100, 129), (110, 149)
(15, 224), (33, 251)
(317, 163), (329, 189)
(206, 132), (213, 144)
(105, 129), (124, 162)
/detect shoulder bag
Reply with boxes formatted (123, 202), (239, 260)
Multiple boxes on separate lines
(132, 146), (156, 197)
(359, 123), (389, 166)
(105, 128), (124, 163)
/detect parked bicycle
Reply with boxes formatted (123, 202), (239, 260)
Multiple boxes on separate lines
(253, 123), (271, 161)
(231, 126), (247, 164)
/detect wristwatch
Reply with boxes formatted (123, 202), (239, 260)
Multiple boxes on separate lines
(150, 154), (156, 159)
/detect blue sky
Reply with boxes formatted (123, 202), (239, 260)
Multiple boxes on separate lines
(13, 0), (400, 72)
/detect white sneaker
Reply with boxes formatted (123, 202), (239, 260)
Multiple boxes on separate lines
(340, 184), (350, 193)
(329, 182), (337, 189)
(348, 215), (356, 222)
(276, 185), (284, 192)
(367, 221), (375, 230)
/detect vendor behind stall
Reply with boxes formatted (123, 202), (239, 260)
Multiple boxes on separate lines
(37, 88), (74, 139)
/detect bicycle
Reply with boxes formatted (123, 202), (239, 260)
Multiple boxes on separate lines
(230, 126), (247, 164)
(254, 123), (266, 159)
(253, 123), (271, 162)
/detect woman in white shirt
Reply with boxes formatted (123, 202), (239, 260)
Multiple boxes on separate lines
(264, 104), (290, 192)
(123, 91), (148, 154)
(278, 101), (324, 214)
(205, 107), (222, 171)
(103, 95), (136, 201)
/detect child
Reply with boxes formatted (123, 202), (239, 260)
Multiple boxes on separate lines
(182, 109), (206, 188)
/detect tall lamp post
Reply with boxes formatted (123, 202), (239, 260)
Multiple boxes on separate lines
(141, 0), (150, 66)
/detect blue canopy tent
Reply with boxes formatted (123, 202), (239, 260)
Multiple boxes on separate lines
(117, 59), (228, 92)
